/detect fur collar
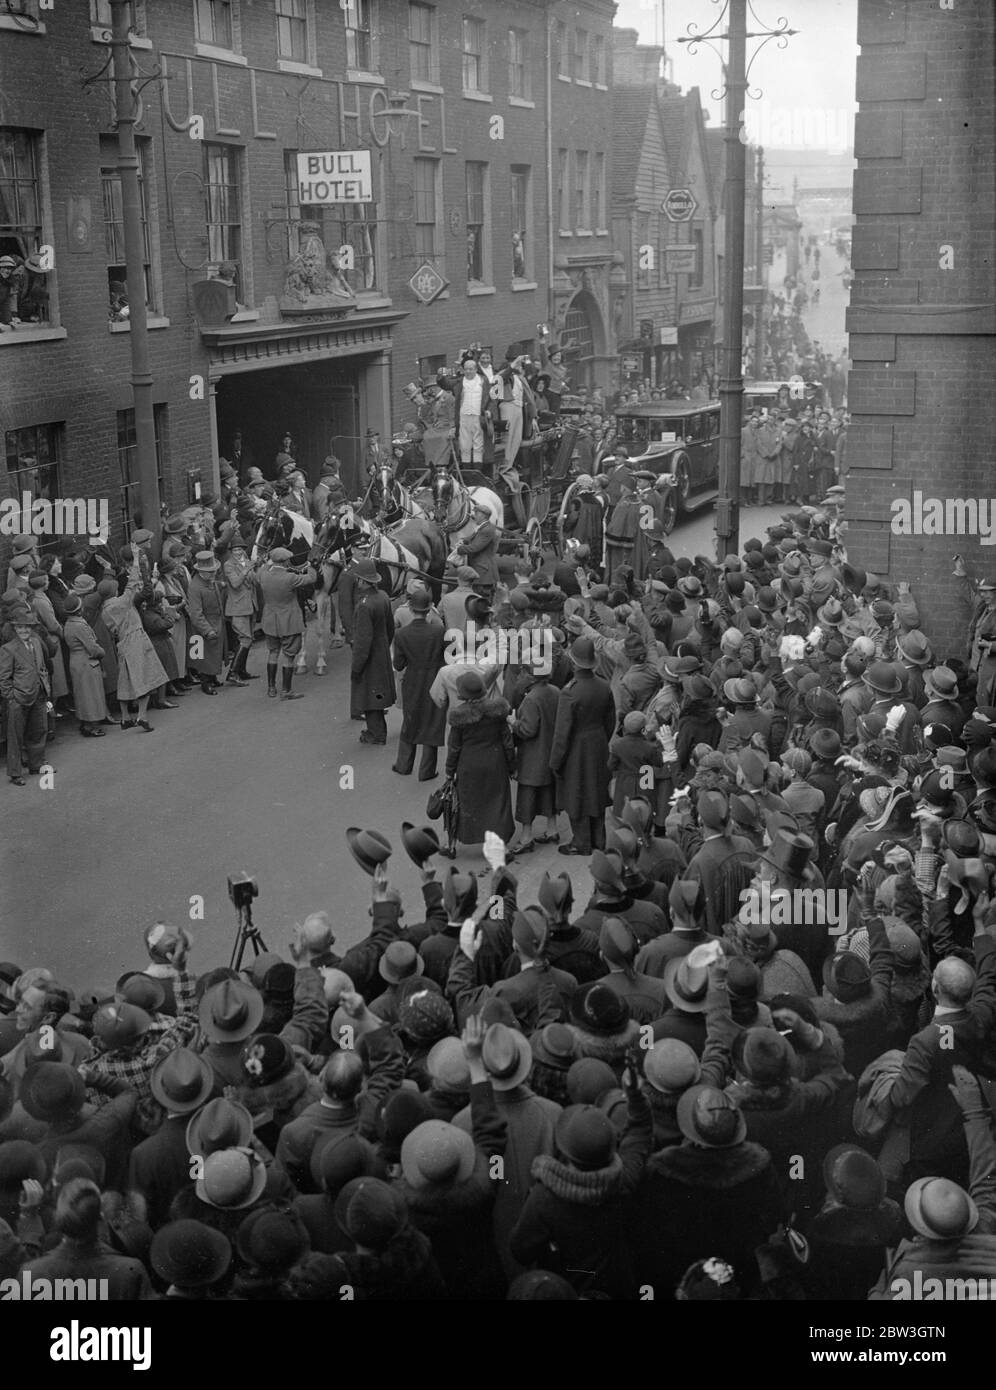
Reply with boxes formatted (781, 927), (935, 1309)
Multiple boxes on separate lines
(332, 1223), (434, 1287)
(648, 1139), (772, 1188)
(569, 1022), (640, 1059)
(448, 697), (511, 727)
(531, 1153), (624, 1203)
(243, 1064), (318, 1116)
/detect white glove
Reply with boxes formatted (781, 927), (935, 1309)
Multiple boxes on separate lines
(483, 830), (506, 871)
(885, 705), (905, 733)
(459, 919), (480, 961)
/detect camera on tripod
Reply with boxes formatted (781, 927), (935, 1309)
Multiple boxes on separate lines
(228, 873), (259, 911)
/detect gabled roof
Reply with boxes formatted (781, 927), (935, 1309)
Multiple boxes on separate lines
(611, 86), (655, 201)
(657, 92), (689, 177)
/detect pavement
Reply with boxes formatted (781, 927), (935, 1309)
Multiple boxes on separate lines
(1, 503), (790, 993)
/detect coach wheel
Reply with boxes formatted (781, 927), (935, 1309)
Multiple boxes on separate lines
(524, 515), (543, 563)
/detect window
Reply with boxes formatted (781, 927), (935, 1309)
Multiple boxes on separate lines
(574, 150), (589, 231)
(91, 0), (146, 34)
(0, 129), (51, 324)
(691, 227), (704, 289)
(117, 406), (166, 539)
(508, 28), (530, 101)
(462, 16), (487, 93)
(2, 0), (44, 27)
(556, 149), (569, 230)
(4, 425), (61, 534)
(275, 0), (307, 63)
(343, 0), (373, 72)
(465, 161), (490, 284)
(195, 0), (233, 49)
(573, 27), (588, 82)
(413, 157), (442, 266)
(101, 137), (153, 318)
(563, 306), (594, 388)
(204, 145), (243, 298)
(510, 165), (531, 280)
(554, 21), (568, 77)
(409, 3), (437, 84)
(591, 33), (605, 84)
(657, 215), (669, 289)
(593, 151), (606, 230)
(419, 353), (447, 379)
(285, 152), (379, 291)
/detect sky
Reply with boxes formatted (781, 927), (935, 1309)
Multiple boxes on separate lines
(613, 0), (859, 157)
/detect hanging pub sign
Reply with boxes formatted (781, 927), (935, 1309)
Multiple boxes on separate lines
(296, 151), (374, 205)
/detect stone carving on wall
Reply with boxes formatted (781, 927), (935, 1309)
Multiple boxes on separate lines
(281, 221), (357, 316)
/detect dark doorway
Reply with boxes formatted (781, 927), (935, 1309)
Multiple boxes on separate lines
(215, 359), (364, 494)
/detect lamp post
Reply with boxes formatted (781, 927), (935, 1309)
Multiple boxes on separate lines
(109, 0), (160, 543)
(678, 1), (797, 562)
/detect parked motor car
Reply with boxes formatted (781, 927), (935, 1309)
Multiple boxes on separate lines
(611, 400), (720, 525)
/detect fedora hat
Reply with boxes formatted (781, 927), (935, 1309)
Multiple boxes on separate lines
(379, 941), (424, 986)
(842, 562), (867, 594)
(758, 829), (818, 884)
(923, 665), (959, 701)
(426, 1037), (471, 1092)
(195, 1147), (267, 1210)
(723, 677), (758, 706)
(186, 1097), (254, 1158)
(400, 821), (440, 868)
(554, 1105), (617, 1170)
(346, 826), (393, 875)
(353, 557), (379, 583)
(904, 1177), (978, 1240)
(401, 1120), (476, 1188)
(822, 951), (872, 1003)
(897, 631), (932, 666)
(589, 849), (626, 894)
(150, 1048), (214, 1114)
(151, 1220), (232, 1289)
(334, 1177), (407, 1250)
(605, 824), (639, 861)
(163, 515), (187, 535)
(20, 1063), (85, 1124)
(116, 971), (166, 1014)
(644, 1038), (700, 1095)
(197, 979), (264, 1043)
(676, 1084), (747, 1148)
(662, 943), (716, 1014)
(481, 1022), (533, 1091)
(619, 796), (654, 839)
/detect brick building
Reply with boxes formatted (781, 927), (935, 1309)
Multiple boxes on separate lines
(845, 0), (996, 650)
(0, 0), (615, 551)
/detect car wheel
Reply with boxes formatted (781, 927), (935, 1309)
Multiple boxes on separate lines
(660, 490), (677, 535)
(672, 452), (692, 512)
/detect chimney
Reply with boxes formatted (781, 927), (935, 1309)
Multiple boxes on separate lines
(612, 27), (666, 86)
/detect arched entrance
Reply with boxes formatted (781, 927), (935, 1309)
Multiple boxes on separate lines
(561, 290), (605, 391)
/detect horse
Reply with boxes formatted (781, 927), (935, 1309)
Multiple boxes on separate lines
(314, 505), (423, 602)
(418, 468), (504, 554)
(364, 462), (448, 602)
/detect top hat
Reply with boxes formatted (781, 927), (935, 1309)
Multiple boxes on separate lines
(400, 822), (441, 867)
(758, 829), (818, 884)
(346, 827), (393, 875)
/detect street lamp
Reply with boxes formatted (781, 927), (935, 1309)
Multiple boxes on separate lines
(677, 1), (797, 561)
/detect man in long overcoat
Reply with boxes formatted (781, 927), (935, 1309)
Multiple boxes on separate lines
(186, 551), (229, 695)
(392, 588), (446, 779)
(549, 636), (616, 855)
(510, 664), (560, 853)
(350, 557), (395, 744)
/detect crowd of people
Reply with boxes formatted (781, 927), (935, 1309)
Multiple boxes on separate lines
(5, 475), (996, 1300)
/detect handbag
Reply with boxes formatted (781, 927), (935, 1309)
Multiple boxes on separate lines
(426, 779), (451, 821)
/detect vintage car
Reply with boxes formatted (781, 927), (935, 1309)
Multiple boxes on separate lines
(743, 379), (827, 414)
(611, 400), (720, 526)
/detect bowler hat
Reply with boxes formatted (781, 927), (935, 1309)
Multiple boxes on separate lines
(236, 1207), (310, 1273)
(569, 636), (597, 669)
(345, 826), (393, 875)
(809, 727), (842, 761)
(400, 822), (440, 868)
(734, 1027), (793, 1086)
(196, 1147), (267, 1210)
(676, 1084), (747, 1148)
(151, 1220), (232, 1288)
(379, 941), (424, 985)
(570, 982), (631, 1036)
(401, 1120), (476, 1188)
(93, 1001), (153, 1049)
(150, 1048), (214, 1113)
(20, 1063), (86, 1124)
(862, 660), (903, 696)
(822, 1144), (887, 1211)
(455, 670), (485, 700)
(804, 686), (839, 721)
(426, 1037), (471, 1092)
(555, 1105), (617, 1170)
(530, 1023), (578, 1071)
(643, 1039), (700, 1095)
(198, 979), (265, 1043)
(335, 1176), (408, 1249)
(116, 971), (166, 1014)
(353, 557), (379, 583)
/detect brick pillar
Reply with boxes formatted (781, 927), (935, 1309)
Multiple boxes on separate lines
(846, 0), (996, 655)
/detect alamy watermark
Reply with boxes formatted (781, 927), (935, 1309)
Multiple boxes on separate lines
(1, 1272), (109, 1300)
(0, 492), (110, 544)
(444, 621), (553, 675)
(739, 883), (848, 935)
(740, 104), (853, 153)
(891, 492), (996, 545)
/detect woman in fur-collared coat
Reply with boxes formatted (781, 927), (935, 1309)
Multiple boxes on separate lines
(445, 671), (515, 845)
